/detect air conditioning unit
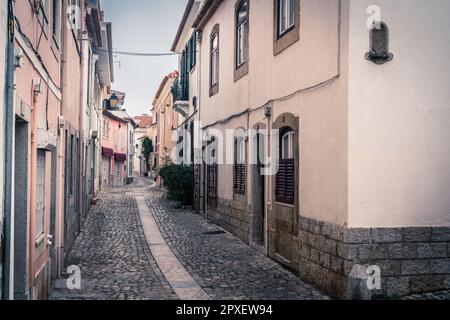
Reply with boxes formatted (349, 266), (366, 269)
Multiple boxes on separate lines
(91, 131), (99, 139)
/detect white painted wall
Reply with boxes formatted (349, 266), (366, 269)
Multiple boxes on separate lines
(348, 0), (450, 227)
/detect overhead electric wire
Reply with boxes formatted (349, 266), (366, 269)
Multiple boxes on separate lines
(94, 48), (180, 57)
(14, 16), (62, 92)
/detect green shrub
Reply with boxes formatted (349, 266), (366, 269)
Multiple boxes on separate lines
(159, 164), (194, 205)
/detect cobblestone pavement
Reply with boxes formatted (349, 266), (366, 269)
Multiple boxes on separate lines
(401, 290), (450, 300)
(145, 188), (330, 300)
(51, 181), (177, 300)
(49, 178), (450, 301)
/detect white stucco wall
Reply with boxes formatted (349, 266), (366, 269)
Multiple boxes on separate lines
(348, 0), (450, 227)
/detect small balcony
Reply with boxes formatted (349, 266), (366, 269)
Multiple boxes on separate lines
(171, 77), (189, 117)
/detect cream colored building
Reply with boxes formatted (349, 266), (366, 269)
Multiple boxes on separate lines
(188, 0), (450, 299)
(152, 73), (178, 176)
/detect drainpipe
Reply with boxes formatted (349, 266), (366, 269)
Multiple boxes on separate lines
(196, 32), (206, 218)
(28, 63), (39, 302)
(78, 3), (86, 230)
(265, 104), (273, 257)
(2, 0), (15, 300)
(58, 0), (69, 277)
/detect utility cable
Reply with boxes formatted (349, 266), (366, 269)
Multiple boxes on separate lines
(94, 48), (179, 57)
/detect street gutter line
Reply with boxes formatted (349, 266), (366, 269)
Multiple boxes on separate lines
(135, 194), (209, 300)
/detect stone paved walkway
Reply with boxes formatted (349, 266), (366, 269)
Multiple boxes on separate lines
(50, 182), (177, 300)
(50, 179), (450, 300)
(401, 290), (450, 300)
(145, 188), (329, 300)
(50, 178), (329, 300)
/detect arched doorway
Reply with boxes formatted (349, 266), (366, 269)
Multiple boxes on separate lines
(269, 113), (299, 271)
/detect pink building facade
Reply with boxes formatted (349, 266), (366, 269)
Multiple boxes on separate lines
(101, 110), (128, 188)
(1, 0), (115, 300)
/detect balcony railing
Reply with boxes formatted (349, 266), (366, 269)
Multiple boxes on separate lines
(171, 77), (189, 102)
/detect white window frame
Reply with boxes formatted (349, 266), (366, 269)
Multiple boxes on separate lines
(281, 130), (295, 160)
(35, 151), (46, 239)
(279, 0), (296, 36)
(211, 33), (219, 86)
(236, 137), (246, 164)
(236, 3), (248, 67)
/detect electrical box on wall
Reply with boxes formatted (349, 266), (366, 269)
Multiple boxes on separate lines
(32, 78), (43, 94)
(14, 48), (25, 68)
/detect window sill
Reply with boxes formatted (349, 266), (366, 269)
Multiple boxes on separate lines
(234, 61), (249, 82)
(209, 84), (219, 97)
(233, 193), (246, 203)
(275, 202), (295, 208)
(273, 27), (300, 56)
(365, 52), (394, 65)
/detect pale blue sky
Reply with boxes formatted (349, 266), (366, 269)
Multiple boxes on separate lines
(101, 0), (188, 116)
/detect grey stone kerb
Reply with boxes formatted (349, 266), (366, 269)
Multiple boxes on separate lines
(135, 194), (210, 300)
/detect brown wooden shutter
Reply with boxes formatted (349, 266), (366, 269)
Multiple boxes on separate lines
(276, 159), (294, 204)
(234, 164), (246, 195)
(207, 163), (218, 199)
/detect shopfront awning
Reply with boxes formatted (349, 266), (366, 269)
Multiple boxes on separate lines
(102, 147), (114, 158)
(114, 153), (127, 162)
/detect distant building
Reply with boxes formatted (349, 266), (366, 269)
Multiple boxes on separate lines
(109, 109), (137, 184)
(133, 115), (154, 177)
(152, 73), (178, 178)
(101, 109), (129, 187)
(171, 0), (201, 171)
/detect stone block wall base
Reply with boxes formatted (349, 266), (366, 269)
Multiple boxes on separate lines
(207, 198), (251, 244)
(298, 217), (450, 299)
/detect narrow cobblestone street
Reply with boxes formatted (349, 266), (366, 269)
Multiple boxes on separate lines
(51, 178), (329, 300)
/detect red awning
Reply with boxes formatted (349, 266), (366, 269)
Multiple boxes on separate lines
(102, 147), (114, 158)
(114, 153), (127, 162)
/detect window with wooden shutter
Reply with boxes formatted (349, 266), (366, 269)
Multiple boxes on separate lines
(192, 32), (197, 67)
(188, 34), (197, 71)
(234, 138), (246, 195)
(276, 129), (295, 204)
